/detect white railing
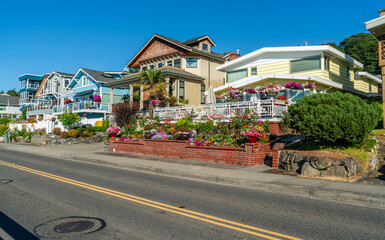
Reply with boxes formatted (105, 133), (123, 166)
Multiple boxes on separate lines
(153, 99), (288, 120)
(52, 101), (109, 114)
(26, 83), (40, 89)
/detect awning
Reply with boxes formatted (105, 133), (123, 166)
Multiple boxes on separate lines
(57, 93), (76, 99)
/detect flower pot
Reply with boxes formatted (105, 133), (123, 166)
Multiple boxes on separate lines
(247, 136), (257, 143)
(179, 134), (190, 140)
(144, 132), (153, 139)
(110, 133), (117, 137)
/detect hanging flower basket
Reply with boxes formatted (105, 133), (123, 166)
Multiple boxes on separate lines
(93, 95), (101, 103)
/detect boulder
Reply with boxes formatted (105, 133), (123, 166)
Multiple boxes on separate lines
(279, 151), (288, 163)
(320, 166), (346, 178)
(293, 153), (307, 163)
(291, 162), (302, 174)
(301, 162), (320, 177)
(340, 157), (361, 177)
(310, 158), (332, 170)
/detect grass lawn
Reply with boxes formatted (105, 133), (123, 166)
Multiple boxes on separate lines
(286, 140), (374, 163)
(370, 129), (385, 136)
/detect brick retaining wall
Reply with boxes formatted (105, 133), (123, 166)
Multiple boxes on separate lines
(110, 138), (272, 166)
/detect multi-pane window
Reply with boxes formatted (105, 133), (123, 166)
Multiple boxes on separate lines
(179, 80), (185, 99)
(150, 65), (155, 69)
(167, 60), (173, 66)
(174, 59), (181, 68)
(290, 56), (321, 73)
(251, 67), (257, 75)
(142, 66), (148, 71)
(186, 58), (198, 68)
(202, 43), (208, 51)
(201, 83), (205, 104)
(82, 76), (89, 86)
(158, 63), (163, 68)
(226, 69), (248, 83)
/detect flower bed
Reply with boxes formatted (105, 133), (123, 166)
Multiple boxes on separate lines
(110, 138), (272, 166)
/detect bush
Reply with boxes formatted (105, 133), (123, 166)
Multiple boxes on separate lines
(112, 102), (137, 127)
(52, 128), (61, 135)
(85, 126), (94, 132)
(283, 92), (382, 147)
(60, 131), (69, 138)
(93, 119), (109, 132)
(22, 109), (27, 120)
(83, 131), (94, 137)
(95, 121), (103, 127)
(69, 129), (79, 138)
(0, 125), (9, 136)
(0, 118), (11, 125)
(58, 110), (81, 128)
(76, 127), (83, 134)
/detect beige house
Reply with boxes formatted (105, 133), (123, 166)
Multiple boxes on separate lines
(214, 46), (381, 98)
(106, 34), (239, 108)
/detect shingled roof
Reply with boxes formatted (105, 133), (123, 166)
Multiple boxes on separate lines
(0, 94), (19, 106)
(80, 68), (128, 83)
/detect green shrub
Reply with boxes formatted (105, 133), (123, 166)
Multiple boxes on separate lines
(58, 110), (81, 128)
(0, 125), (9, 136)
(0, 118), (11, 125)
(85, 126), (94, 132)
(22, 109), (27, 120)
(60, 131), (69, 138)
(283, 92), (381, 147)
(83, 131), (94, 137)
(76, 127), (83, 134)
(53, 128), (61, 135)
(68, 129), (79, 138)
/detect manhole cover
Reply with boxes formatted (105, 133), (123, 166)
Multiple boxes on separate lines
(54, 221), (95, 233)
(34, 217), (105, 238)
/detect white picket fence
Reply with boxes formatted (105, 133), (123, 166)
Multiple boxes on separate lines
(9, 118), (103, 133)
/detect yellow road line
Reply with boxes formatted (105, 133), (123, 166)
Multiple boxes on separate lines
(0, 160), (302, 240)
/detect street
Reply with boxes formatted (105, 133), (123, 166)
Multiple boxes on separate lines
(0, 148), (385, 239)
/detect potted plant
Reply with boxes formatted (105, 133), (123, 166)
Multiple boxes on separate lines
(241, 125), (269, 144)
(64, 99), (72, 104)
(151, 99), (161, 107)
(144, 124), (155, 139)
(106, 127), (120, 138)
(303, 81), (316, 89)
(262, 83), (282, 98)
(177, 126), (190, 140)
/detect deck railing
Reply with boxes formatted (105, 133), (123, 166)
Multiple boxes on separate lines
(53, 101), (109, 114)
(153, 99), (288, 120)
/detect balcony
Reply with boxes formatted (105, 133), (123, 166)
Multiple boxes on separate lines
(153, 99), (288, 121)
(19, 98), (36, 105)
(26, 105), (53, 116)
(52, 101), (110, 115)
(22, 83), (40, 90)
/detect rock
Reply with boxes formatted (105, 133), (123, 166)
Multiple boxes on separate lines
(306, 155), (319, 162)
(367, 170), (378, 177)
(368, 157), (378, 171)
(340, 157), (361, 177)
(310, 158), (332, 170)
(301, 162), (320, 177)
(291, 162), (302, 174)
(293, 153), (307, 163)
(279, 151), (289, 163)
(320, 166), (346, 178)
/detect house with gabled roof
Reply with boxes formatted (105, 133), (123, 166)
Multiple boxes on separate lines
(107, 34), (239, 108)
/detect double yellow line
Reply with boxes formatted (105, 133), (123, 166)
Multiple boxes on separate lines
(0, 160), (301, 240)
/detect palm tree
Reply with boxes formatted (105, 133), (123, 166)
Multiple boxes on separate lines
(138, 69), (166, 117)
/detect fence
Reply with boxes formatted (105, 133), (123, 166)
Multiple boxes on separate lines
(153, 99), (288, 120)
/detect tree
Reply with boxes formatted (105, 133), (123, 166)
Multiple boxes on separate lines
(58, 110), (81, 129)
(138, 69), (166, 99)
(112, 102), (137, 127)
(320, 33), (380, 75)
(339, 33), (379, 75)
(6, 88), (20, 97)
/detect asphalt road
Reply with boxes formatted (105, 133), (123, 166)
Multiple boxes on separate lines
(0, 148), (385, 240)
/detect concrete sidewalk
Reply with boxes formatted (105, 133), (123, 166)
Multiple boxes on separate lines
(2, 142), (385, 210)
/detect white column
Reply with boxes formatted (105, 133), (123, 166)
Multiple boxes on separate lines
(129, 84), (134, 108)
(140, 83), (144, 110)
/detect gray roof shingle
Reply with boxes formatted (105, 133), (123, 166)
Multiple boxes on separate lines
(0, 94), (19, 106)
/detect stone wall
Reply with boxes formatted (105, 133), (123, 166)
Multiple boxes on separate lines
(279, 150), (362, 178)
(110, 138), (273, 166)
(31, 133), (105, 145)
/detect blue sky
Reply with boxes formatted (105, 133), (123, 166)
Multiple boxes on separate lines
(0, 0), (383, 92)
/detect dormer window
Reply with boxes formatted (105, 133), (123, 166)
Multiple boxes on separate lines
(82, 76), (89, 86)
(202, 43), (208, 51)
(186, 58), (197, 68)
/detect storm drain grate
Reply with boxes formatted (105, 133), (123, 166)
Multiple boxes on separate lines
(54, 220), (95, 233)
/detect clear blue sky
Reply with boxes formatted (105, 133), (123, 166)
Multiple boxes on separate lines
(0, 0), (383, 92)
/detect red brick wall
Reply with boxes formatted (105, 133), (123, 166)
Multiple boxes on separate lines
(270, 122), (292, 136)
(110, 138), (272, 166)
(272, 142), (285, 168)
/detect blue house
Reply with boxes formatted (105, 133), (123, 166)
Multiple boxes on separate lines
(19, 73), (48, 106)
(54, 68), (130, 119)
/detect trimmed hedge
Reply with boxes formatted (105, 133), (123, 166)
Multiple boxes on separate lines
(283, 92), (382, 146)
